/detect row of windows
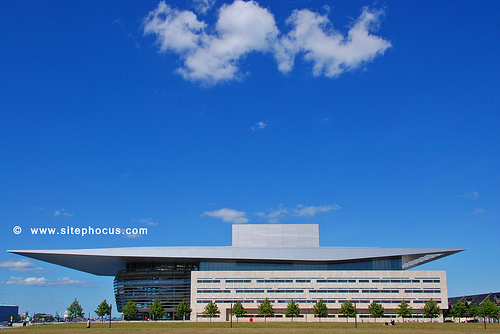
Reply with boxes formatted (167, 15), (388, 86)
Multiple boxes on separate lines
(196, 278), (439, 284)
(310, 290), (360, 293)
(195, 299), (442, 305)
(197, 289), (441, 294)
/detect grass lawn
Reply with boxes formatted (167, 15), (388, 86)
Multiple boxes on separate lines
(1, 322), (499, 334)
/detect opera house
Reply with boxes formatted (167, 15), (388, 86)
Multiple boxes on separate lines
(9, 224), (463, 321)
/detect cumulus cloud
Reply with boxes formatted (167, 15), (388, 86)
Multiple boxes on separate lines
(0, 260), (44, 272)
(143, 1), (390, 85)
(1, 276), (93, 287)
(464, 191), (479, 199)
(202, 208), (250, 223)
(280, 7), (391, 77)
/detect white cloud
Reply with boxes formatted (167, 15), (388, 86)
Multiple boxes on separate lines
(256, 204), (341, 222)
(0, 260), (44, 272)
(255, 205), (289, 223)
(202, 208), (250, 224)
(54, 208), (73, 217)
(132, 217), (159, 226)
(292, 204), (342, 217)
(464, 191), (479, 199)
(281, 7), (391, 77)
(1, 276), (93, 287)
(471, 208), (485, 215)
(144, 1), (390, 85)
(251, 121), (267, 131)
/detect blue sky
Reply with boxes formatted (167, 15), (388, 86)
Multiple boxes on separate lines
(0, 0), (498, 316)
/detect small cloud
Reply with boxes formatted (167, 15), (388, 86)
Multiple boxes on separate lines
(251, 121), (267, 131)
(322, 117), (330, 122)
(121, 172), (132, 178)
(1, 276), (93, 287)
(471, 208), (486, 215)
(132, 218), (159, 226)
(256, 203), (341, 222)
(0, 260), (44, 272)
(54, 208), (73, 217)
(292, 204), (341, 217)
(255, 205), (289, 223)
(464, 191), (479, 199)
(202, 208), (250, 224)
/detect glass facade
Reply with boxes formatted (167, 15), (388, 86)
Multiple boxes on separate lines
(199, 258), (402, 271)
(114, 262), (197, 316)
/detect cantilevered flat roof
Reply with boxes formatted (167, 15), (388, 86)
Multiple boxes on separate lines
(8, 246), (464, 276)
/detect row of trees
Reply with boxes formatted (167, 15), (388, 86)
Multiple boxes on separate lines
(121, 298), (192, 321)
(447, 300), (499, 322)
(201, 298), (441, 321)
(66, 298), (112, 321)
(69, 297), (499, 322)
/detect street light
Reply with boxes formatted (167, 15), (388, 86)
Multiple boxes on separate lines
(109, 305), (112, 328)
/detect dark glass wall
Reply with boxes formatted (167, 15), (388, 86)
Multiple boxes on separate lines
(114, 262), (198, 316)
(199, 258), (402, 271)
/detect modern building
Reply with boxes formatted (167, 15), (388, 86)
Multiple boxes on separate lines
(9, 224), (463, 322)
(0, 305), (18, 323)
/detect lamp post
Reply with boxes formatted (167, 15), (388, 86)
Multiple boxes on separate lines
(482, 304), (486, 330)
(230, 303), (233, 328)
(109, 305), (112, 328)
(354, 302), (357, 329)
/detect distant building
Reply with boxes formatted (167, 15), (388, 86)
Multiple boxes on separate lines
(0, 305), (18, 323)
(449, 292), (500, 307)
(9, 224), (464, 322)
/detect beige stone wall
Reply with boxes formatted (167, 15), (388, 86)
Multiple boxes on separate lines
(191, 270), (447, 322)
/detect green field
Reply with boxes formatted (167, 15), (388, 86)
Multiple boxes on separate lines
(1, 322), (499, 334)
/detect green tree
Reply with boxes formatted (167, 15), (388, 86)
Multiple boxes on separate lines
(95, 299), (111, 322)
(483, 300), (500, 322)
(312, 299), (329, 321)
(67, 298), (84, 319)
(149, 298), (165, 321)
(231, 301), (247, 322)
(422, 299), (441, 321)
(284, 299), (300, 321)
(338, 301), (357, 322)
(258, 297), (274, 322)
(467, 303), (481, 320)
(203, 301), (220, 322)
(394, 300), (413, 320)
(175, 298), (192, 321)
(368, 301), (385, 322)
(122, 300), (139, 321)
(450, 301), (467, 322)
